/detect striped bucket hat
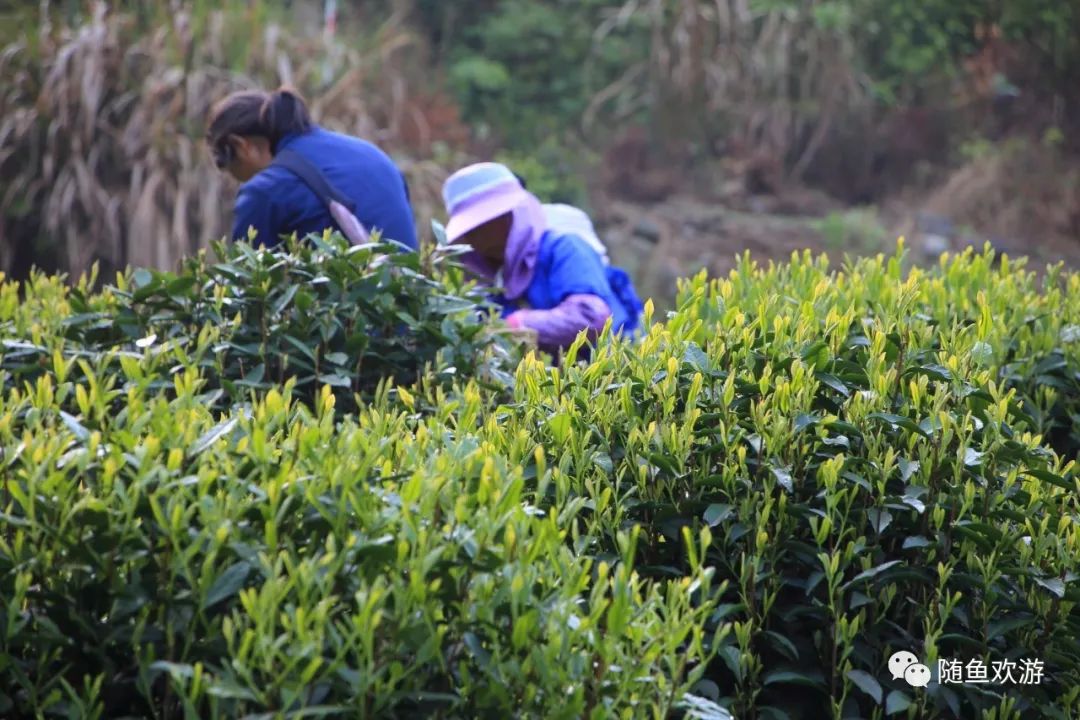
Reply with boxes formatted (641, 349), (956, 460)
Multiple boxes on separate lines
(442, 162), (530, 243)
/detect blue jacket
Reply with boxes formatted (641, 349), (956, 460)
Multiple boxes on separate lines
(231, 127), (418, 250)
(493, 231), (641, 336)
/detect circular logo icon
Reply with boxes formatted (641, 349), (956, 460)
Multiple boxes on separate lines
(888, 650), (919, 681)
(904, 663), (932, 688)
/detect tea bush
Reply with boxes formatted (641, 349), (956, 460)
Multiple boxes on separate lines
(503, 244), (1080, 718)
(2, 238), (1079, 719)
(0, 238), (723, 718)
(0, 234), (522, 417)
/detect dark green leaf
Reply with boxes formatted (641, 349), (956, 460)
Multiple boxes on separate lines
(762, 631), (799, 661)
(762, 669), (825, 689)
(282, 334), (318, 364)
(867, 508), (893, 534)
(904, 364), (952, 382)
(272, 285), (300, 315)
(842, 560), (902, 590)
(899, 458), (920, 482)
(1034, 576), (1066, 598)
(167, 276), (197, 296)
(463, 632), (491, 667)
(846, 669), (883, 704)
(683, 343), (710, 371)
(986, 616), (1034, 640)
(816, 373), (851, 397)
(771, 465), (793, 493)
(885, 690), (911, 715)
(704, 504), (733, 527)
(203, 561), (251, 609)
(1023, 469), (1074, 492)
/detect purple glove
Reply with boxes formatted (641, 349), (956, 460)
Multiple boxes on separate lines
(507, 293), (612, 352)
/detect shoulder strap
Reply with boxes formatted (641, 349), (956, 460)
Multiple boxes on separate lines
(272, 148), (356, 212)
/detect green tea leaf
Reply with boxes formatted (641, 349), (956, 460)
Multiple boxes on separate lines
(463, 632), (491, 667)
(59, 411), (90, 441)
(704, 504), (733, 527)
(190, 417), (239, 455)
(762, 631), (800, 662)
(885, 690), (912, 715)
(904, 364), (952, 382)
(1034, 576), (1066, 598)
(206, 679), (259, 701)
(203, 561), (251, 609)
(771, 465), (794, 493)
(1023, 468), (1075, 491)
(867, 508), (893, 534)
(677, 693), (733, 720)
(762, 669), (825, 689)
(283, 334), (319, 364)
(683, 342), (710, 371)
(842, 560), (903, 590)
(815, 373), (851, 397)
(846, 669), (883, 704)
(149, 661), (195, 679)
(987, 616), (1035, 640)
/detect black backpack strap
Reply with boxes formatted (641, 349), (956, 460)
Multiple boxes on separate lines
(272, 148), (356, 213)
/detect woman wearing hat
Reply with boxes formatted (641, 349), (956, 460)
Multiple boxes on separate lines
(442, 163), (642, 356)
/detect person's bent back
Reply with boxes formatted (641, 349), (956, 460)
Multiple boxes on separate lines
(206, 87), (418, 250)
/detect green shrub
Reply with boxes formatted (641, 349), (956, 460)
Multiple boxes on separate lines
(445, 0), (642, 151)
(495, 139), (594, 208)
(812, 208), (890, 255)
(503, 243), (1079, 718)
(0, 234), (522, 417)
(0, 238), (722, 717)
(2, 238), (1079, 719)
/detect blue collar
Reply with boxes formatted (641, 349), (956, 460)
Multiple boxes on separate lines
(275, 127), (316, 153)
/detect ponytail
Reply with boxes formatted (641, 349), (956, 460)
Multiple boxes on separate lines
(259, 87), (313, 153)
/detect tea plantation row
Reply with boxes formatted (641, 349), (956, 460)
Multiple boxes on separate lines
(1, 237), (1078, 719)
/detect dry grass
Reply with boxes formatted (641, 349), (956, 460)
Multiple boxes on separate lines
(0, 1), (466, 280)
(588, 0), (871, 176)
(923, 141), (1080, 251)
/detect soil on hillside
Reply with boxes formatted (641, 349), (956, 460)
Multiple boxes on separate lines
(591, 158), (1080, 307)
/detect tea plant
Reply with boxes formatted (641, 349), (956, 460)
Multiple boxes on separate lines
(503, 243), (1080, 717)
(0, 234), (522, 417)
(0, 348), (723, 718)
(2, 238), (1079, 719)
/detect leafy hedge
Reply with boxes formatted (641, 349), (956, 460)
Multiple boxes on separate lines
(0, 235), (521, 416)
(2, 238), (1079, 718)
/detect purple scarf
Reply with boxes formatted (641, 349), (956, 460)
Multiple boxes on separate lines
(458, 191), (546, 300)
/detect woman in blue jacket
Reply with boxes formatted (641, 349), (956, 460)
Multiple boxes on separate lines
(206, 87), (418, 250)
(442, 162), (643, 357)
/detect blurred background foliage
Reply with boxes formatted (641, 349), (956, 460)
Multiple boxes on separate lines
(1, 0), (1078, 298)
